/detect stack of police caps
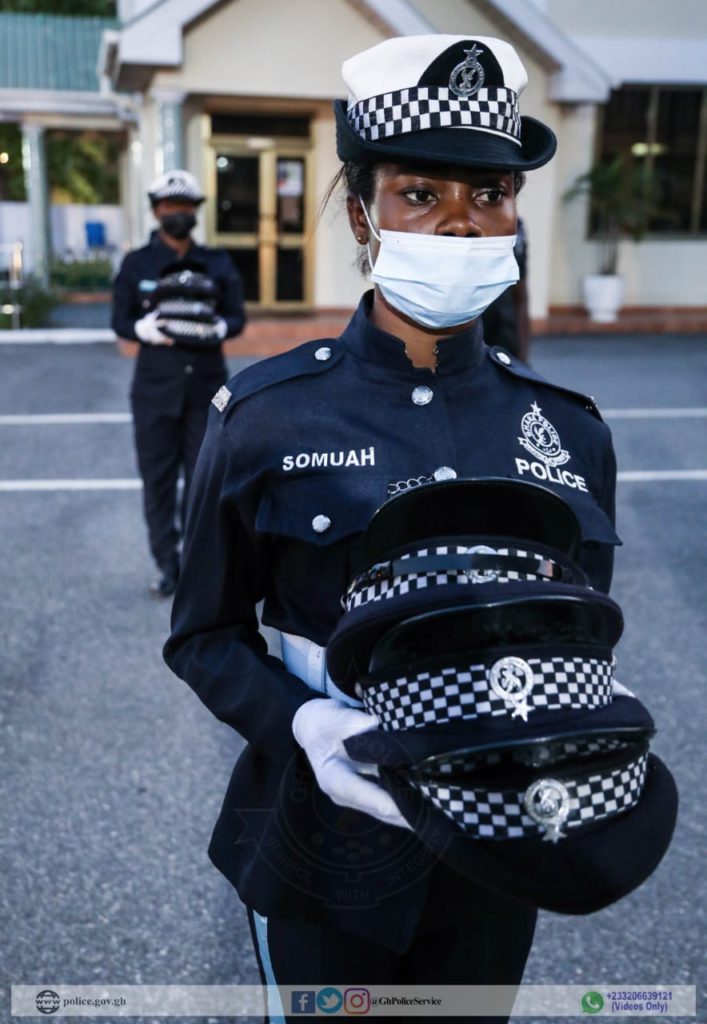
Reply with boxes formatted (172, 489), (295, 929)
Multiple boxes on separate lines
(150, 258), (222, 348)
(326, 479), (677, 913)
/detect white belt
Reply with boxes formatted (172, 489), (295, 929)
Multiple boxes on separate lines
(280, 631), (364, 708)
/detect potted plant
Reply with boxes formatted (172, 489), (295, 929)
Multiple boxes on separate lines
(564, 156), (659, 323)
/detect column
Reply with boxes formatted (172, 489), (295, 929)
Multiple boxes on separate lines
(21, 121), (51, 285)
(151, 89), (186, 174)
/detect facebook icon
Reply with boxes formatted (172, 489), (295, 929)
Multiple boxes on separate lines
(291, 991), (315, 1014)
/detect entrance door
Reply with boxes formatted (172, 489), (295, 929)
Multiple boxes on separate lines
(207, 140), (311, 308)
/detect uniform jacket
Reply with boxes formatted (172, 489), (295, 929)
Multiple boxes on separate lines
(164, 292), (620, 953)
(111, 234), (247, 410)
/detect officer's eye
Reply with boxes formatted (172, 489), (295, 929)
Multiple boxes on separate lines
(402, 188), (436, 205)
(477, 187), (507, 204)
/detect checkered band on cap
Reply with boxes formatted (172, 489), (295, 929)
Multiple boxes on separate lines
(155, 299), (217, 320)
(411, 749), (648, 840)
(362, 653), (614, 730)
(159, 319), (222, 341)
(347, 86), (521, 144)
(148, 170), (203, 202)
(345, 544), (580, 612)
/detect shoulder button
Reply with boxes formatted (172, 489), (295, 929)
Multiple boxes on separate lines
(497, 351), (512, 365)
(315, 346), (332, 362)
(312, 514), (332, 534)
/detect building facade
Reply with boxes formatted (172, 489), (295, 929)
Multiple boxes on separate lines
(6, 0), (707, 326)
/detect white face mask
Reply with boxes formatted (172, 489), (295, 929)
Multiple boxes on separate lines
(360, 199), (519, 329)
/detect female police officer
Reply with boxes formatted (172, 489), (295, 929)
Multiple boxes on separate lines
(164, 35), (619, 1023)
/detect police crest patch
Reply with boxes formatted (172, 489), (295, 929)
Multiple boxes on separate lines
(518, 403), (570, 469)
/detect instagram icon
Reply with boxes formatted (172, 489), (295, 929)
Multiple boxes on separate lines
(344, 988), (370, 1014)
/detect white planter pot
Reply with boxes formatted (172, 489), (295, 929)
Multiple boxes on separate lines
(582, 274), (624, 323)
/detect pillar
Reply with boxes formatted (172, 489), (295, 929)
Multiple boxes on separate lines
(152, 89), (186, 174)
(21, 121), (51, 285)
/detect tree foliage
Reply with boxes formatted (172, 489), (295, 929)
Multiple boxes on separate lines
(563, 156), (663, 275)
(0, 124), (121, 204)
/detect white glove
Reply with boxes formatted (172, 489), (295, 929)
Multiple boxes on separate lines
(134, 310), (173, 345)
(213, 317), (228, 340)
(292, 697), (412, 830)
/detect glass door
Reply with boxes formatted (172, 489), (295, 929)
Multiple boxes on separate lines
(207, 138), (312, 308)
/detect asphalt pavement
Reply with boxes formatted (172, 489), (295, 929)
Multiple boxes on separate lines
(0, 333), (705, 1024)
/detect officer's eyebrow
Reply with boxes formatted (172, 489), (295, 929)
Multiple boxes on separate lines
(387, 164), (512, 188)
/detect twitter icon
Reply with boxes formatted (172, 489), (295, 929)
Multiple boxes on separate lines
(316, 987), (343, 1014)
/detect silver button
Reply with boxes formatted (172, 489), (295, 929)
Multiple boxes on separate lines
(433, 466), (457, 481)
(412, 385), (433, 406)
(497, 351), (511, 365)
(184, 364), (194, 374)
(312, 514), (331, 534)
(314, 346), (332, 361)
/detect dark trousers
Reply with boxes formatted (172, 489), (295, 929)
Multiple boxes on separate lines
(131, 390), (212, 572)
(246, 903), (536, 1024)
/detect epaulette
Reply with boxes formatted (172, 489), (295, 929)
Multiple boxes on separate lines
(488, 346), (604, 422)
(211, 338), (343, 417)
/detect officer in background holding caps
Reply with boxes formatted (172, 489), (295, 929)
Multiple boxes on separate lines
(165, 37), (620, 1023)
(112, 170), (246, 597)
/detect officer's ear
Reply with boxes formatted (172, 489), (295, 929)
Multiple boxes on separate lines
(346, 194), (370, 247)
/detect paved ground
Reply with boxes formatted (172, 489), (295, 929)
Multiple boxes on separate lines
(0, 334), (705, 1023)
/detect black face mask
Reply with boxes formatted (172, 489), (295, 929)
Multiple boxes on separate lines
(159, 212), (197, 239)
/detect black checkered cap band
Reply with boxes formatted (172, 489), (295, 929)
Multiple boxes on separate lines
(345, 544), (567, 612)
(347, 86), (522, 143)
(362, 655), (614, 730)
(411, 750), (648, 840)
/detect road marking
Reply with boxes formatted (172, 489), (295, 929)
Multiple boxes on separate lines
(617, 469), (707, 482)
(0, 413), (131, 425)
(0, 479), (142, 491)
(0, 408), (705, 427)
(0, 472), (706, 492)
(603, 407), (707, 418)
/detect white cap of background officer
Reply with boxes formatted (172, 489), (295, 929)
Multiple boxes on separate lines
(148, 169), (204, 241)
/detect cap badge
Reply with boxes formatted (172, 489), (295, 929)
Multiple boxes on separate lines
(524, 778), (571, 842)
(449, 45), (485, 98)
(465, 544), (499, 584)
(489, 656), (534, 720)
(518, 402), (570, 468)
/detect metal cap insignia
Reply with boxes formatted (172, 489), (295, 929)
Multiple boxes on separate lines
(489, 656), (535, 720)
(448, 45), (485, 98)
(524, 778), (571, 842)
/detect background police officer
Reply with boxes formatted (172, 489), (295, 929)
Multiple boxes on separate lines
(112, 170), (246, 596)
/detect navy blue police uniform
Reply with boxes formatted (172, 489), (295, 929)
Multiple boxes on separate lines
(112, 234), (246, 578)
(164, 292), (620, 1008)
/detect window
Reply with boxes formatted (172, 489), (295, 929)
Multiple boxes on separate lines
(598, 86), (707, 235)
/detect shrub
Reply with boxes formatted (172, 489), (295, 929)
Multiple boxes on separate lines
(50, 256), (114, 291)
(0, 276), (59, 328)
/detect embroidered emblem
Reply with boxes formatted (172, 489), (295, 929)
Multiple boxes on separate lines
(449, 44), (485, 98)
(518, 402), (570, 468)
(489, 656), (534, 720)
(211, 385), (231, 412)
(524, 778), (571, 842)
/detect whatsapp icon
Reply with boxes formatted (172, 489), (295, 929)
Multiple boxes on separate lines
(581, 991), (605, 1014)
